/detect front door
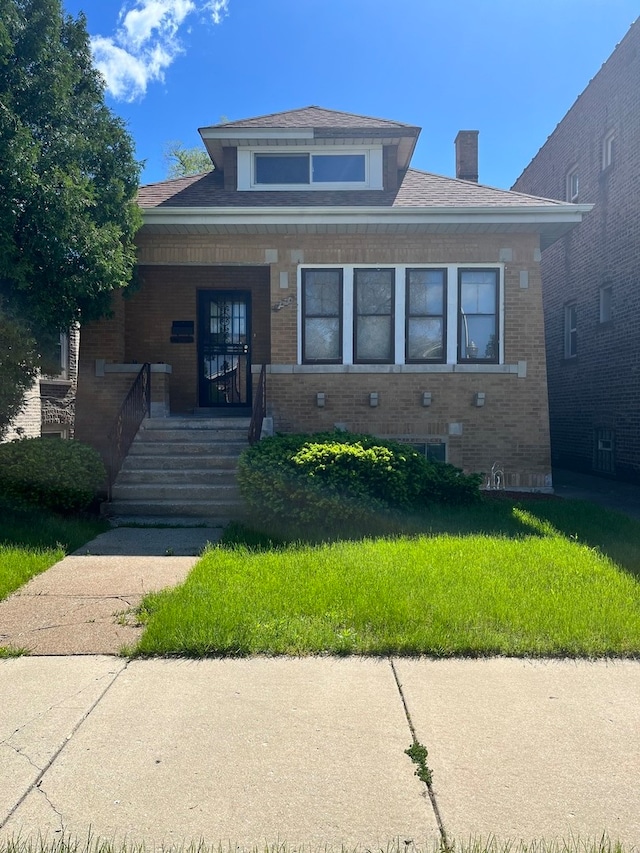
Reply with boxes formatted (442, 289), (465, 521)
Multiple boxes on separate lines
(198, 291), (251, 409)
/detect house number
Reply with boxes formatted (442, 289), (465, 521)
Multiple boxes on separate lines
(272, 296), (294, 312)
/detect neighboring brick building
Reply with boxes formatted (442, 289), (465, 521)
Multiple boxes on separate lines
(75, 107), (589, 491)
(513, 19), (640, 481)
(4, 328), (78, 441)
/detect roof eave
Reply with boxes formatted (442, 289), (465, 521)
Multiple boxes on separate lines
(141, 203), (591, 225)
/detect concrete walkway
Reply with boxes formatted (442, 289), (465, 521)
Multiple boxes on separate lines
(0, 528), (220, 655)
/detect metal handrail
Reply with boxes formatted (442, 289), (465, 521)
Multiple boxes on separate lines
(107, 363), (151, 497)
(248, 363), (266, 445)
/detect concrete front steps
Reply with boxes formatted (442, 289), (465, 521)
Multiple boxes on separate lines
(105, 416), (250, 524)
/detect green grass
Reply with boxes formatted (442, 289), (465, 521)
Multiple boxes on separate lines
(0, 501), (107, 601)
(0, 835), (634, 853)
(134, 498), (640, 658)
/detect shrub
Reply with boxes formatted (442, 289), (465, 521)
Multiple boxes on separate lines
(0, 437), (106, 512)
(238, 431), (481, 532)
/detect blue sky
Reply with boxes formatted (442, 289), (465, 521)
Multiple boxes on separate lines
(63, 0), (638, 190)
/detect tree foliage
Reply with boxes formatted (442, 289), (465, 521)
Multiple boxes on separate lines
(0, 0), (141, 336)
(164, 140), (214, 178)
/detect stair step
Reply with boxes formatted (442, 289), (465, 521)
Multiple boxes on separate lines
(116, 469), (239, 485)
(105, 500), (245, 520)
(120, 454), (240, 471)
(135, 428), (249, 443)
(142, 417), (250, 430)
(127, 441), (247, 457)
(112, 483), (242, 501)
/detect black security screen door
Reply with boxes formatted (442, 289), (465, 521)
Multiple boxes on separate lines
(198, 291), (251, 408)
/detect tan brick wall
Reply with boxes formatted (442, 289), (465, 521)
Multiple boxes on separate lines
(77, 231), (551, 488)
(3, 384), (42, 441)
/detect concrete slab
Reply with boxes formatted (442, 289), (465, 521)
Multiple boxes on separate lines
(0, 554), (197, 655)
(394, 658), (640, 846)
(3, 658), (438, 849)
(16, 555), (200, 597)
(0, 657), (125, 827)
(75, 527), (222, 557)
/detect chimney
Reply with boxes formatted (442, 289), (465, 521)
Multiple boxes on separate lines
(455, 130), (479, 182)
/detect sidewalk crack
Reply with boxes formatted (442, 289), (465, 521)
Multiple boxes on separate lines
(0, 660), (130, 831)
(390, 658), (450, 852)
(35, 781), (65, 834)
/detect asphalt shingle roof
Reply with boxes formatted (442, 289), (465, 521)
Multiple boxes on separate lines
(204, 106), (417, 131)
(137, 167), (567, 210)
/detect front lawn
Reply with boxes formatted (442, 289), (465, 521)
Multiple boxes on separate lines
(134, 499), (640, 658)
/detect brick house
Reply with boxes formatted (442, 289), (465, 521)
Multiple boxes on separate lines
(74, 106), (589, 511)
(512, 19), (639, 481)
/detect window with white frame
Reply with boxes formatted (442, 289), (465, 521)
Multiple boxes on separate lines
(458, 269), (499, 363)
(564, 302), (577, 358)
(301, 268), (343, 363)
(299, 265), (502, 367)
(237, 147), (383, 190)
(406, 268), (447, 363)
(602, 130), (616, 170)
(566, 167), (579, 202)
(354, 268), (394, 363)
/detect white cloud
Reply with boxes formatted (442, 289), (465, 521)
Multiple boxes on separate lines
(204, 0), (229, 25)
(90, 0), (229, 102)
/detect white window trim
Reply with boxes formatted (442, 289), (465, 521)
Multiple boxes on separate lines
(297, 263), (504, 368)
(237, 146), (383, 191)
(566, 166), (579, 202)
(602, 130), (616, 170)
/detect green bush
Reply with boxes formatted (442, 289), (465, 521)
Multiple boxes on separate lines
(238, 431), (481, 531)
(0, 437), (106, 512)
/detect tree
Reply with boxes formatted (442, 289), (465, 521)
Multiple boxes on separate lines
(164, 141), (214, 178)
(0, 0), (141, 356)
(0, 314), (39, 436)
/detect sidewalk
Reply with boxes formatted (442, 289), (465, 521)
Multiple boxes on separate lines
(1, 656), (639, 849)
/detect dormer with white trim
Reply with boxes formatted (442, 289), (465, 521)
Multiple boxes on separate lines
(198, 105), (420, 192)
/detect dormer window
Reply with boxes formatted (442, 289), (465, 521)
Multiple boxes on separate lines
(238, 147), (382, 190)
(255, 154), (310, 185)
